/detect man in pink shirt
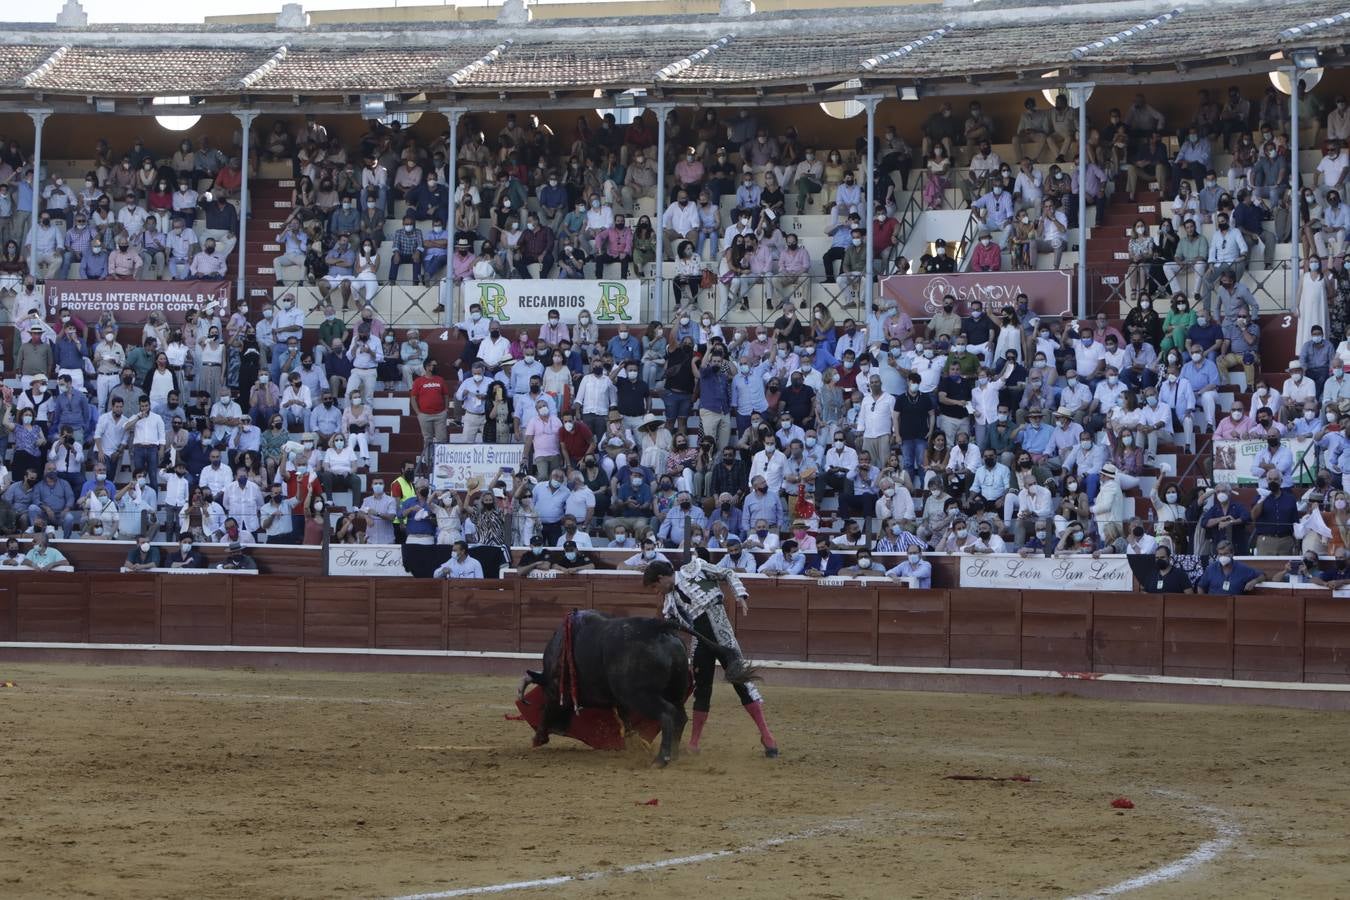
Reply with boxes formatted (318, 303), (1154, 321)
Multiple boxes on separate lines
(747, 235), (776, 308)
(1214, 400), (1251, 439)
(451, 238), (475, 282)
(774, 233), (811, 306)
(593, 214), (634, 278)
(523, 398), (564, 479)
(969, 231), (1003, 272)
(674, 149), (705, 197)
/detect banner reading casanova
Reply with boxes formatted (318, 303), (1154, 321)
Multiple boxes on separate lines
(879, 271), (1071, 319)
(959, 554), (1134, 592)
(46, 280), (230, 322)
(432, 442), (524, 491)
(462, 279), (639, 325)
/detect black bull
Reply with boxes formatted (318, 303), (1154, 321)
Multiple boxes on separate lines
(520, 611), (759, 766)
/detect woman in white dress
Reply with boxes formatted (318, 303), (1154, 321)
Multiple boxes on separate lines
(354, 239), (380, 303)
(636, 417), (673, 475)
(1296, 258), (1332, 351)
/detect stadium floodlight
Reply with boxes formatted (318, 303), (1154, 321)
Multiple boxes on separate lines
(898, 86), (919, 102)
(360, 94), (387, 118)
(152, 95), (199, 131)
(1291, 49), (1321, 69)
(1269, 50), (1323, 95)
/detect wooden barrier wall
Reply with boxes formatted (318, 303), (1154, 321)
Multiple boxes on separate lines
(1, 573), (1348, 684)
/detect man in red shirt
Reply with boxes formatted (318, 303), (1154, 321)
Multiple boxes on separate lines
(557, 408), (596, 468)
(411, 357), (451, 445)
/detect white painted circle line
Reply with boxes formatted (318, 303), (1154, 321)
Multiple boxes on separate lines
(1067, 793), (1241, 899)
(386, 818), (862, 900)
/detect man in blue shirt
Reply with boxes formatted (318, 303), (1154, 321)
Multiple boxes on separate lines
(757, 539), (805, 575)
(657, 491), (707, 548)
(52, 374), (91, 443)
(537, 174), (568, 232)
(406, 175), (449, 222)
(1185, 312), (1224, 362)
(1174, 130), (1212, 186)
(1250, 473), (1297, 555)
(32, 464), (76, 538)
(422, 217), (449, 286)
(1197, 541), (1263, 595)
(742, 476), (785, 531)
(400, 483), (438, 545)
(732, 356), (770, 431)
(886, 550), (933, 588)
(708, 492), (743, 538)
(805, 545), (844, 577)
(1014, 409), (1053, 460)
(531, 468), (571, 545)
(698, 350), (734, 451)
(1179, 349), (1220, 431)
(605, 325), (641, 363)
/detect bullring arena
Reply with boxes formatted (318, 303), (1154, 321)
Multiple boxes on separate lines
(4, 0), (1350, 896)
(3, 662), (1350, 899)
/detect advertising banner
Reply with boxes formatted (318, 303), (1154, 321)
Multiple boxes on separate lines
(461, 279), (640, 325)
(879, 270), (1072, 319)
(431, 442), (525, 491)
(958, 553), (1134, 592)
(327, 544), (409, 577)
(45, 280), (231, 323)
(1212, 437), (1315, 486)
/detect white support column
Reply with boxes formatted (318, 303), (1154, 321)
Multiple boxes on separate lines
(651, 103), (674, 323)
(1069, 83), (1095, 320)
(1289, 67), (1301, 302)
(26, 109), (51, 280)
(858, 95), (883, 310)
(234, 111), (257, 303)
(442, 107), (466, 324)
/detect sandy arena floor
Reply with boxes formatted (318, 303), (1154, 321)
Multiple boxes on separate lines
(0, 663), (1347, 899)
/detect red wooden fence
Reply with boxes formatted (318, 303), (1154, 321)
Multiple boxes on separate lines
(1, 573), (1348, 683)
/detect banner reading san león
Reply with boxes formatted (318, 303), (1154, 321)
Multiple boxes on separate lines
(46, 280), (230, 323)
(958, 553), (1134, 592)
(879, 271), (1071, 319)
(461, 279), (639, 325)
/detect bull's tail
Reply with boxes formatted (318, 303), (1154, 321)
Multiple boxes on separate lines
(662, 619), (762, 685)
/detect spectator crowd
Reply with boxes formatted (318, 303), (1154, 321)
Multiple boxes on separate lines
(0, 83), (1347, 592)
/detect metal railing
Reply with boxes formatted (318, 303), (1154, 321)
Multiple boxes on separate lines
(1084, 259), (1296, 318)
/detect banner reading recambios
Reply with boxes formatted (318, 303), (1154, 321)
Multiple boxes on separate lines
(460, 279), (641, 325)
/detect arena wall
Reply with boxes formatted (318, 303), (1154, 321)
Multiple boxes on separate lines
(2, 573), (1347, 689)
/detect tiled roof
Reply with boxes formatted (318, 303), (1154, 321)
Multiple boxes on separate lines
(0, 45), (54, 87)
(666, 30), (930, 84)
(0, 0), (1342, 97)
(870, 17), (1124, 78)
(451, 37), (718, 89)
(247, 48), (491, 92)
(1085, 2), (1350, 65)
(25, 47), (275, 93)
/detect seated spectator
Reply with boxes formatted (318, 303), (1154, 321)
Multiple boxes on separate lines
(122, 537), (161, 573)
(1197, 541), (1263, 595)
(22, 532), (72, 572)
(757, 538), (805, 575)
(552, 540), (596, 573)
(435, 541), (485, 579)
(215, 540), (257, 571)
(885, 549), (933, 588)
(167, 537), (207, 569)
